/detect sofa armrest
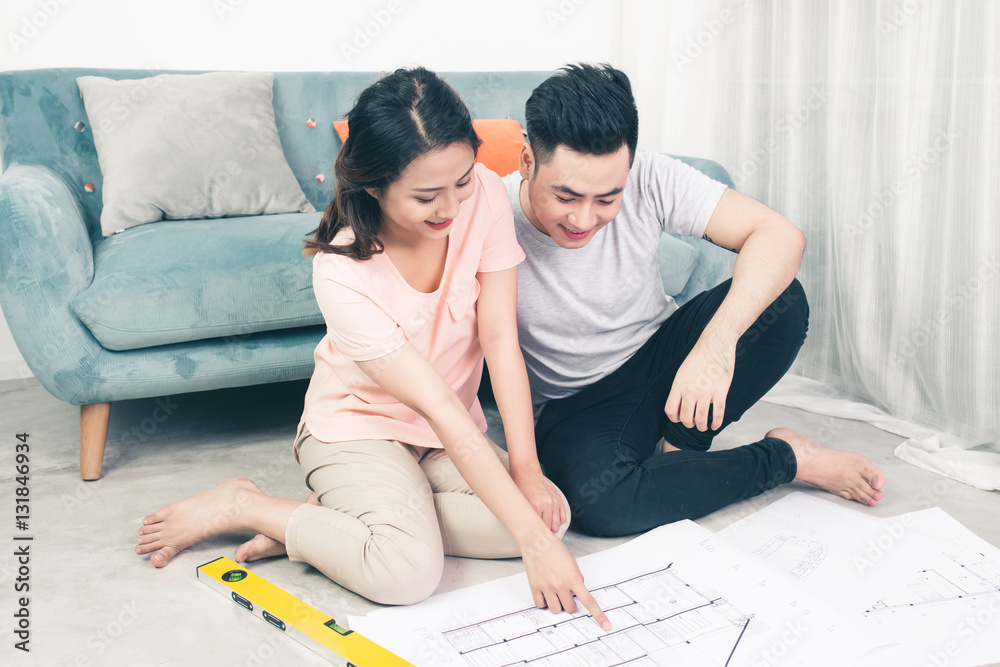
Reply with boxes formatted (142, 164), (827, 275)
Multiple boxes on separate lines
(0, 164), (104, 404)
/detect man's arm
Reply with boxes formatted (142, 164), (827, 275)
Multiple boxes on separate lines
(664, 187), (806, 432)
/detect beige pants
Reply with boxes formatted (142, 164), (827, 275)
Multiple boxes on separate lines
(284, 429), (570, 605)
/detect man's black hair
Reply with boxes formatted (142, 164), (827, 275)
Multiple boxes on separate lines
(524, 63), (639, 169)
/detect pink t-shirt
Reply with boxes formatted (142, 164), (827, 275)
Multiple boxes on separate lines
(296, 164), (525, 447)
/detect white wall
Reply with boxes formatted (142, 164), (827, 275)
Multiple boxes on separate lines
(0, 0), (622, 71)
(0, 0), (623, 380)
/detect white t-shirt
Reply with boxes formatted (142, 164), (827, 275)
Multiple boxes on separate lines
(503, 150), (727, 406)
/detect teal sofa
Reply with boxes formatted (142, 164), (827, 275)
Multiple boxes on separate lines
(0, 68), (733, 480)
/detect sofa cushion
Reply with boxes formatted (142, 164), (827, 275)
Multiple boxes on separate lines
(657, 232), (698, 296)
(70, 212), (324, 351)
(333, 118), (525, 177)
(76, 72), (316, 237)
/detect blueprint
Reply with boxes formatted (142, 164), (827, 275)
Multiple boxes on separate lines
(350, 518), (881, 666)
(718, 493), (1000, 667)
(438, 564), (763, 666)
(865, 543), (1000, 613)
(350, 494), (1000, 666)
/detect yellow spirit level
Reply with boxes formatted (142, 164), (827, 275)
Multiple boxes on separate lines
(197, 556), (413, 666)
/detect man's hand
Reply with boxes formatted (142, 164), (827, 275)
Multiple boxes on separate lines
(513, 469), (566, 533)
(664, 337), (737, 432)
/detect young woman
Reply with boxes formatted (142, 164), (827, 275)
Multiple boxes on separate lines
(135, 67), (609, 629)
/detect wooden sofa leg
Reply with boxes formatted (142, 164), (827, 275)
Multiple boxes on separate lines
(80, 402), (110, 481)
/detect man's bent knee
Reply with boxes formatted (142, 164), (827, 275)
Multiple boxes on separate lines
(777, 278), (809, 326)
(741, 278), (809, 351)
(561, 463), (648, 537)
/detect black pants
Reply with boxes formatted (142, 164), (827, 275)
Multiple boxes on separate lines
(534, 278), (809, 537)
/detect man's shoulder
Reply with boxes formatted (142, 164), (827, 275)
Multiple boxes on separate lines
(626, 150), (684, 190)
(500, 170), (522, 202)
(500, 170), (531, 230)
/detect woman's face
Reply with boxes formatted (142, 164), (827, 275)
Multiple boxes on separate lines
(375, 141), (477, 243)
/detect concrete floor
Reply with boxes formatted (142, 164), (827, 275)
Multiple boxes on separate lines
(1, 375), (998, 666)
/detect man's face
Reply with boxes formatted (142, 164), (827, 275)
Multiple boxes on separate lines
(519, 143), (631, 249)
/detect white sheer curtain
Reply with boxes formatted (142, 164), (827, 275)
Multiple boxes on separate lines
(622, 0), (999, 445)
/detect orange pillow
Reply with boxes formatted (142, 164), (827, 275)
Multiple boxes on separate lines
(332, 118), (524, 177)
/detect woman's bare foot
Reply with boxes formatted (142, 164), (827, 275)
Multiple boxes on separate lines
(136, 478), (300, 568)
(234, 492), (320, 563)
(767, 427), (885, 506)
(235, 533), (287, 563)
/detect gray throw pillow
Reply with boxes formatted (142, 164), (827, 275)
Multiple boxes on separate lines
(77, 72), (315, 236)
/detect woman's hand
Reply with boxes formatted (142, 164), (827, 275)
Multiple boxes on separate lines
(521, 529), (611, 631)
(355, 343), (608, 629)
(513, 469), (566, 534)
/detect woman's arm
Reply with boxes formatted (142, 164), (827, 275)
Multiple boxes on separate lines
(477, 267), (566, 533)
(355, 342), (609, 629)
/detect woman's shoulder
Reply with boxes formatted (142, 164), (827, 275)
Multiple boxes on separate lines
(471, 162), (509, 213)
(473, 161), (503, 189)
(312, 229), (375, 285)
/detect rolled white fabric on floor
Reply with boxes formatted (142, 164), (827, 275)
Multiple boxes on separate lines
(894, 437), (1000, 491)
(762, 374), (999, 490)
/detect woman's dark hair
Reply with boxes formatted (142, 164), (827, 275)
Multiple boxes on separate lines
(524, 63), (638, 169)
(304, 67), (481, 259)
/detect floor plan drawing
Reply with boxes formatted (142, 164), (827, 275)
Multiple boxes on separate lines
(440, 565), (767, 666)
(748, 534), (828, 580)
(865, 544), (1000, 614)
(351, 517), (880, 666)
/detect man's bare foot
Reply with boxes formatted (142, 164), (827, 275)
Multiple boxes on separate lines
(660, 439), (682, 454)
(136, 478), (287, 568)
(767, 427), (885, 506)
(234, 492), (320, 563)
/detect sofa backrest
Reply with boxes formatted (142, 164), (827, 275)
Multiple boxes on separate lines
(0, 68), (550, 243)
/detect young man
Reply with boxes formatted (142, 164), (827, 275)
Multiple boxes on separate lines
(501, 64), (885, 537)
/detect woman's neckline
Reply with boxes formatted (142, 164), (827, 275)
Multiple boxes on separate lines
(379, 236), (451, 295)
